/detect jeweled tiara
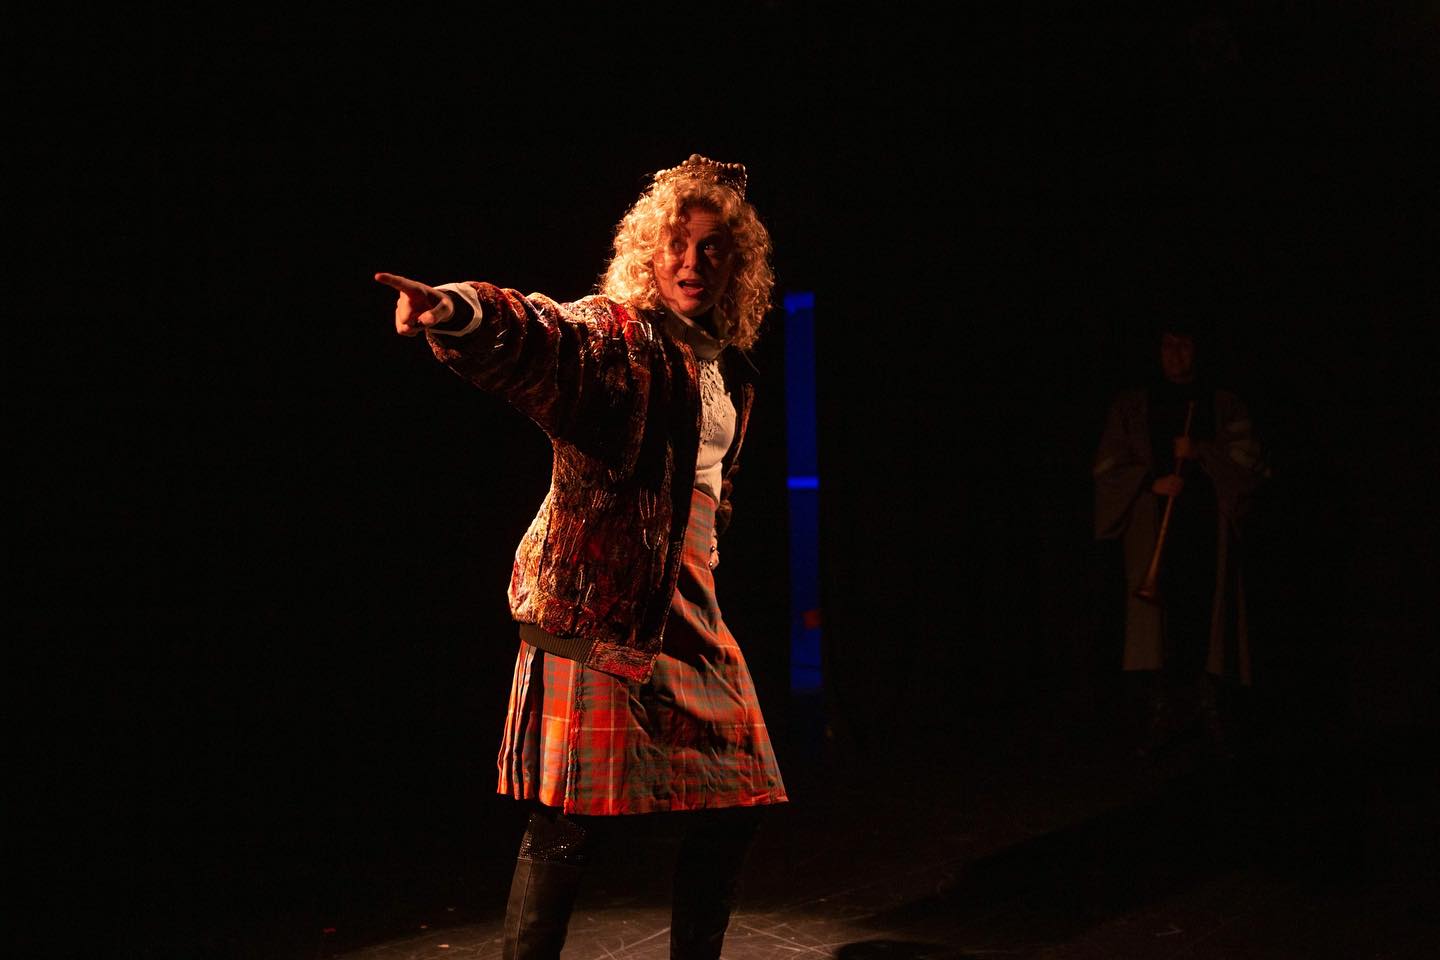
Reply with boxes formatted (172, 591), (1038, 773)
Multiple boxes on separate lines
(651, 154), (748, 200)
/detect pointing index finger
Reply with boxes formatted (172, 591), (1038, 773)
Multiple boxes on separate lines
(374, 271), (420, 292)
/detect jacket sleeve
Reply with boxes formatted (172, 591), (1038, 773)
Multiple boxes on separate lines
(1093, 394), (1151, 540)
(715, 468), (737, 537)
(424, 281), (615, 440)
(713, 380), (754, 538)
(1192, 391), (1269, 524)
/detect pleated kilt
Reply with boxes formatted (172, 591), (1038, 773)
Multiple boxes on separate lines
(497, 488), (788, 815)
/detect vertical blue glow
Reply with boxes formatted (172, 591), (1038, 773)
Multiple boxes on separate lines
(784, 291), (822, 691)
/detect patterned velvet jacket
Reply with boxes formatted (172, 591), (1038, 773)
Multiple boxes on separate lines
(427, 282), (754, 682)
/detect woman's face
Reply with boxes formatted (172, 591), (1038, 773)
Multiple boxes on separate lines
(653, 206), (735, 320)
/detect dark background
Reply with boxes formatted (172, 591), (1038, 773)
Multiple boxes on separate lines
(13, 2), (1438, 956)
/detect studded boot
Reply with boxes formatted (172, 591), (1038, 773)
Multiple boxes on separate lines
(501, 856), (583, 960)
(502, 808), (591, 960)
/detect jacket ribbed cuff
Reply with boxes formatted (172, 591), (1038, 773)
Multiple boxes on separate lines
(519, 623), (599, 665)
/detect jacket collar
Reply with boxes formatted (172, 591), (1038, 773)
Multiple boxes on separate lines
(658, 306), (725, 361)
(650, 305), (759, 383)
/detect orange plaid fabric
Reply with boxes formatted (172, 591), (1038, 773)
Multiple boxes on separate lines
(497, 489), (787, 815)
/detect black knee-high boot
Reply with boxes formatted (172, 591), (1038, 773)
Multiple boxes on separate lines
(503, 808), (591, 960)
(670, 808), (762, 960)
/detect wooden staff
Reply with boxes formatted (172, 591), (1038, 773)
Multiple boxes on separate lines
(1135, 399), (1196, 602)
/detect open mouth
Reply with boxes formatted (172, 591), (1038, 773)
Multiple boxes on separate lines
(678, 280), (707, 296)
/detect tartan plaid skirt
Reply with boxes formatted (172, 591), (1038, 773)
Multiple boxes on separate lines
(496, 488), (788, 815)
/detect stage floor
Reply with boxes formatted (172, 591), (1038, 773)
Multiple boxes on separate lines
(311, 698), (1437, 960)
(58, 691), (1435, 958)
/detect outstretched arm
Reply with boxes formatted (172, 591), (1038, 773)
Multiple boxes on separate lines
(375, 273), (630, 447)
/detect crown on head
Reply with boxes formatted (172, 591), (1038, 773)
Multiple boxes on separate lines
(651, 154), (748, 200)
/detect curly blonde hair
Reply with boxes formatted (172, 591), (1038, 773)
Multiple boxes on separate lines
(601, 176), (774, 350)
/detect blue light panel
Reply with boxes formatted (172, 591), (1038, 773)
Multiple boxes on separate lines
(784, 292), (821, 691)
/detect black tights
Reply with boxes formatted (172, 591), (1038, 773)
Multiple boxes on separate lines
(506, 804), (763, 960)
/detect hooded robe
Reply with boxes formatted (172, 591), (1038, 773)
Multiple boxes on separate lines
(1093, 385), (1268, 684)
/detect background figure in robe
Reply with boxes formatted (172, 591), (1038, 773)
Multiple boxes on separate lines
(1094, 319), (1269, 758)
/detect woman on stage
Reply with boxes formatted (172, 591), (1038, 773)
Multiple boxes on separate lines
(375, 154), (787, 960)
